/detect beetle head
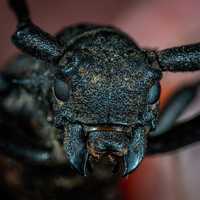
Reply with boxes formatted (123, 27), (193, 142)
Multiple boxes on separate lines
(52, 30), (162, 176)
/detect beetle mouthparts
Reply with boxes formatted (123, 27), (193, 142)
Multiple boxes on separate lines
(64, 124), (146, 176)
(87, 154), (126, 177)
(87, 129), (145, 176)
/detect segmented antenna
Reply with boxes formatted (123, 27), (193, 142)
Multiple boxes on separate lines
(8, 0), (65, 64)
(8, 0), (31, 24)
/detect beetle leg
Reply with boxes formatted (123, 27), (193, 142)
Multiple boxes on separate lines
(151, 81), (200, 136)
(147, 114), (200, 154)
(8, 0), (64, 64)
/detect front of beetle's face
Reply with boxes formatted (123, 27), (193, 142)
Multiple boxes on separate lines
(53, 47), (162, 176)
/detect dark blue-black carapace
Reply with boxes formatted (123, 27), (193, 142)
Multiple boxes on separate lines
(1, 0), (200, 177)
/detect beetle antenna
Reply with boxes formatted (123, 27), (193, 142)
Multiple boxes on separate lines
(8, 0), (64, 64)
(8, 0), (31, 25)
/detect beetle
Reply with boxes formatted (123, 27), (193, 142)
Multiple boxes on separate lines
(0, 0), (200, 178)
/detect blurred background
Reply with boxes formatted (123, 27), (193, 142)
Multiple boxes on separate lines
(0, 0), (200, 199)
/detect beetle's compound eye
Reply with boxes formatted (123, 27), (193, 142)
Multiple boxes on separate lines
(148, 82), (161, 104)
(54, 79), (69, 101)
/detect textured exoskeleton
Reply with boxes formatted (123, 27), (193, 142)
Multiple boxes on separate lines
(0, 0), (200, 179)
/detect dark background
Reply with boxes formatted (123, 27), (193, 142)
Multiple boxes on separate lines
(1, 0), (200, 199)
